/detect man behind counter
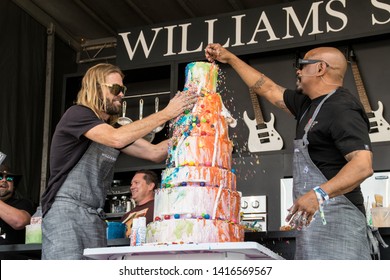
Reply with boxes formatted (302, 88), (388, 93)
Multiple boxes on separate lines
(121, 170), (158, 237)
(0, 164), (35, 245)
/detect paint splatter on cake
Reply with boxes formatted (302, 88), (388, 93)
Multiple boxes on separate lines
(146, 62), (243, 244)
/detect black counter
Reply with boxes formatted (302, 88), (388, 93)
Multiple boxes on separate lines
(245, 228), (390, 260)
(1, 228), (389, 260)
(0, 239), (128, 260)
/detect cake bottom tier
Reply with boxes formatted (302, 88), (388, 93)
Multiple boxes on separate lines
(146, 219), (244, 244)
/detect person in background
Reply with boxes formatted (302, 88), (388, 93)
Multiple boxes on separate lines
(121, 170), (158, 237)
(41, 63), (197, 260)
(0, 164), (35, 245)
(205, 44), (377, 259)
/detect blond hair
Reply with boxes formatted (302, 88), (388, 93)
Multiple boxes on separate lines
(76, 63), (124, 123)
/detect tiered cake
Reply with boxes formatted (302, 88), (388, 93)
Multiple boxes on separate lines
(146, 62), (244, 243)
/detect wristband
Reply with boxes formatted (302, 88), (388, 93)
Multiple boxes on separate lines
(313, 186), (329, 201)
(313, 187), (327, 225)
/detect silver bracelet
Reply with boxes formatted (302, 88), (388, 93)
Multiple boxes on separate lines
(313, 187), (327, 225)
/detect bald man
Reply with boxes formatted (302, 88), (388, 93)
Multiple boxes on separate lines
(205, 44), (374, 259)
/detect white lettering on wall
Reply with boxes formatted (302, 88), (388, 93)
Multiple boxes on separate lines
(178, 23), (203, 54)
(231, 14), (245, 47)
(247, 11), (280, 44)
(164, 25), (177, 56)
(372, 0), (390, 25)
(206, 18), (231, 47)
(117, 0), (390, 64)
(326, 0), (348, 32)
(206, 19), (218, 44)
(282, 1), (324, 39)
(119, 28), (163, 60)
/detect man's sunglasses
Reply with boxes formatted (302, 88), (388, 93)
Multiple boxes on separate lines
(100, 83), (127, 96)
(295, 58), (330, 70)
(0, 175), (14, 182)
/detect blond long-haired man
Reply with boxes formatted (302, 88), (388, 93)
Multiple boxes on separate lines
(41, 63), (197, 259)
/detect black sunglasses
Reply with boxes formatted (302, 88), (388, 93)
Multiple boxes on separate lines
(0, 175), (14, 182)
(295, 58), (330, 70)
(100, 83), (127, 96)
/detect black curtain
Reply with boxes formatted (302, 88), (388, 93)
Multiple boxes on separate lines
(0, 0), (46, 206)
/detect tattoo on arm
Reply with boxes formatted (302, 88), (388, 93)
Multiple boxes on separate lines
(275, 100), (287, 110)
(275, 85), (288, 110)
(249, 75), (289, 112)
(249, 74), (266, 93)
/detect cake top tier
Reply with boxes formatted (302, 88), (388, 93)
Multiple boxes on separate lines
(184, 62), (219, 93)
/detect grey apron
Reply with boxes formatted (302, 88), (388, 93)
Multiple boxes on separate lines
(293, 91), (372, 259)
(42, 142), (119, 259)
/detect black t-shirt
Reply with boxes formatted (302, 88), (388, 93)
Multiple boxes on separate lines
(41, 105), (104, 216)
(283, 87), (371, 213)
(0, 196), (36, 245)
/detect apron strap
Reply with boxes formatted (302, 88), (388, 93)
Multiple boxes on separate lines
(367, 226), (389, 260)
(55, 197), (107, 220)
(302, 90), (336, 145)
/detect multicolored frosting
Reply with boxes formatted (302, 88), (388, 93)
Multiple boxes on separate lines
(166, 62), (235, 171)
(154, 187), (241, 222)
(146, 62), (243, 244)
(184, 61), (219, 93)
(162, 166), (236, 190)
(147, 219), (243, 244)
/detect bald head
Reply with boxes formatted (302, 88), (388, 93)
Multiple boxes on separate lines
(304, 47), (347, 82)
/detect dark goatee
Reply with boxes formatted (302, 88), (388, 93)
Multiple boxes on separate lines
(295, 77), (304, 95)
(105, 98), (121, 115)
(295, 87), (304, 95)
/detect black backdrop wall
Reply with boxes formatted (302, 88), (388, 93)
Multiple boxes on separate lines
(0, 0), (77, 205)
(0, 0), (46, 205)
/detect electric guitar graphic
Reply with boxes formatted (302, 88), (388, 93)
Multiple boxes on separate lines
(350, 50), (390, 142)
(243, 89), (283, 152)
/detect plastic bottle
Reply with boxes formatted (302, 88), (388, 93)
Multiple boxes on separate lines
(366, 197), (373, 227)
(130, 218), (139, 246)
(26, 205), (42, 244)
(126, 200), (131, 212)
(30, 206), (42, 225)
(136, 217), (146, 246)
(111, 196), (118, 213)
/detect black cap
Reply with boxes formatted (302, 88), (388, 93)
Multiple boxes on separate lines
(0, 164), (22, 186)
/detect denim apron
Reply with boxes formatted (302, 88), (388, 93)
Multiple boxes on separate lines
(293, 92), (372, 259)
(42, 142), (119, 259)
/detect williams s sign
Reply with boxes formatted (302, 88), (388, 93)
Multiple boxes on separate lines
(117, 0), (390, 68)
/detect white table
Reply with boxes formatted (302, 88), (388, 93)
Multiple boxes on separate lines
(83, 242), (284, 260)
